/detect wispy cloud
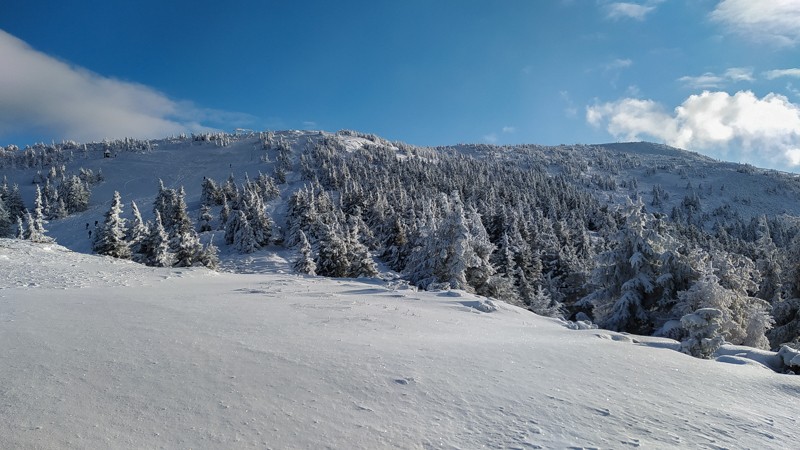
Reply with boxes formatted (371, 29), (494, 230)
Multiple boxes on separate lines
(0, 29), (253, 143)
(586, 90), (800, 169)
(604, 58), (633, 71)
(710, 0), (800, 46)
(764, 68), (800, 80)
(502, 126), (516, 133)
(678, 67), (754, 89)
(604, 1), (663, 21)
(482, 133), (498, 144)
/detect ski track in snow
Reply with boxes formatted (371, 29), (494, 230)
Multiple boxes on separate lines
(2, 240), (799, 449)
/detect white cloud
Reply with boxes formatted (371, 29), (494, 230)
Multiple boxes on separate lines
(483, 133), (498, 144)
(502, 126), (516, 134)
(764, 68), (800, 80)
(586, 90), (800, 169)
(605, 2), (656, 21)
(678, 67), (753, 89)
(605, 58), (633, 70)
(724, 67), (755, 82)
(710, 0), (800, 46)
(0, 29), (251, 143)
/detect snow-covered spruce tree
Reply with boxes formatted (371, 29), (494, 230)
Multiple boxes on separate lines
(58, 175), (90, 214)
(93, 191), (131, 259)
(345, 215), (378, 278)
(198, 204), (213, 232)
(4, 183), (25, 221)
(172, 224), (205, 267)
(219, 197), (231, 231)
(315, 223), (350, 278)
(579, 200), (668, 334)
(529, 285), (563, 318)
(243, 190), (272, 247)
(231, 209), (257, 254)
(28, 185), (52, 243)
(674, 252), (773, 349)
(680, 308), (725, 359)
(200, 177), (223, 206)
(198, 239), (220, 270)
(0, 196), (11, 237)
(127, 201), (149, 264)
(141, 211), (171, 267)
(293, 230), (317, 275)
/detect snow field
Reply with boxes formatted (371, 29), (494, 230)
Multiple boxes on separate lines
(2, 240), (799, 449)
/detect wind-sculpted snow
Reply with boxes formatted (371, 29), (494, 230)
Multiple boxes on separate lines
(2, 240), (799, 449)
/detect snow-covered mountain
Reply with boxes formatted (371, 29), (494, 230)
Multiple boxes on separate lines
(4, 130), (800, 447)
(2, 238), (800, 449)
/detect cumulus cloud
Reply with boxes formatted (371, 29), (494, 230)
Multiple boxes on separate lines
(678, 67), (753, 89)
(0, 29), (251, 143)
(764, 68), (800, 80)
(710, 0), (800, 46)
(587, 90), (800, 169)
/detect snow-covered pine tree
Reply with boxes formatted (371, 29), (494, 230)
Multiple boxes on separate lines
(0, 196), (11, 237)
(198, 239), (220, 270)
(142, 211), (171, 267)
(244, 190), (272, 247)
(231, 209), (257, 254)
(294, 230), (317, 275)
(529, 285), (563, 318)
(579, 199), (667, 334)
(93, 191), (131, 259)
(674, 252), (773, 349)
(29, 185), (51, 243)
(315, 223), (350, 278)
(680, 308), (725, 359)
(200, 177), (223, 206)
(59, 175), (90, 214)
(128, 201), (149, 263)
(4, 183), (25, 221)
(219, 197), (231, 231)
(198, 204), (213, 232)
(345, 215), (378, 278)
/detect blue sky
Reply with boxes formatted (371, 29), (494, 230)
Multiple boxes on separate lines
(1, 0), (799, 170)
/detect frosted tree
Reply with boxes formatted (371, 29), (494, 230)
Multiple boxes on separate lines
(675, 253), (773, 349)
(127, 201), (149, 263)
(142, 211), (171, 267)
(244, 191), (272, 247)
(200, 177), (223, 205)
(345, 216), (378, 278)
(232, 209), (257, 254)
(529, 285), (563, 318)
(680, 308), (725, 359)
(293, 230), (317, 275)
(93, 191), (131, 259)
(59, 175), (90, 214)
(4, 183), (25, 220)
(315, 224), (350, 278)
(198, 240), (220, 270)
(219, 197), (231, 230)
(198, 204), (213, 232)
(0, 196), (11, 237)
(29, 185), (51, 242)
(580, 200), (666, 333)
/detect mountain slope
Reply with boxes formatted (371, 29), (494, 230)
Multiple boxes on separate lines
(2, 239), (799, 449)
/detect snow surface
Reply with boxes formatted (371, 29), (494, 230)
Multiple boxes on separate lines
(2, 239), (799, 449)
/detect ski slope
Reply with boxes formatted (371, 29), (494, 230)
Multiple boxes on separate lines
(2, 239), (798, 449)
